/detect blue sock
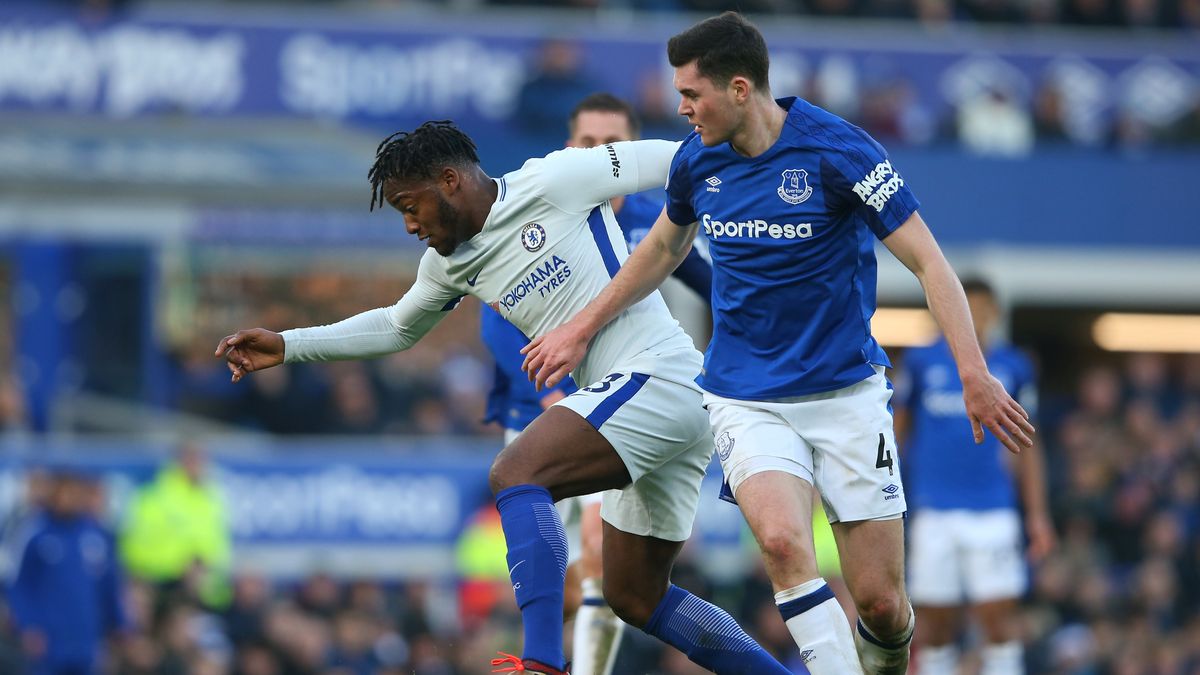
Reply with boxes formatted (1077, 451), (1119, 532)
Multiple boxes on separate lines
(643, 584), (792, 675)
(496, 484), (568, 669)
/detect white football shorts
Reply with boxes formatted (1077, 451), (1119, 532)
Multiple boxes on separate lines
(553, 353), (712, 543)
(908, 508), (1027, 605)
(704, 365), (906, 523)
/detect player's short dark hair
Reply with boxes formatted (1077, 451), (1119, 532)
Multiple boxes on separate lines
(569, 93), (641, 138)
(369, 120), (480, 211)
(668, 11), (770, 91)
(961, 277), (996, 299)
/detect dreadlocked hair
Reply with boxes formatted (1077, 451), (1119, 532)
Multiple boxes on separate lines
(368, 120), (480, 211)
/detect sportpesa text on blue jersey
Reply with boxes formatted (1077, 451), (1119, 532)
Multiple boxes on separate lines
(899, 338), (1037, 511)
(666, 96), (920, 399)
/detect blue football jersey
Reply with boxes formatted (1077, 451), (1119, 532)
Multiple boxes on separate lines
(480, 305), (575, 432)
(666, 96), (920, 399)
(898, 338), (1038, 511)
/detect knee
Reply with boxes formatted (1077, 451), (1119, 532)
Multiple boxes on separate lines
(487, 459), (512, 495)
(756, 525), (814, 571)
(602, 577), (663, 628)
(488, 450), (531, 495)
(856, 590), (907, 633)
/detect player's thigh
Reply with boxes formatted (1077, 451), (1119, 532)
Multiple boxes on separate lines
(558, 371), (712, 542)
(733, 470), (820, 584)
(705, 394), (816, 498)
(784, 366), (906, 523)
(831, 516), (906, 613)
(490, 406), (629, 499)
(907, 509), (966, 607)
(961, 509), (1027, 605)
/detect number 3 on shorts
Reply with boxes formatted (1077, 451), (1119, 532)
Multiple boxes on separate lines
(875, 432), (894, 475)
(583, 373), (625, 393)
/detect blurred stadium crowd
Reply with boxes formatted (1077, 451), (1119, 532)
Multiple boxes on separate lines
(1, 0), (1197, 672)
(41, 0), (1200, 31)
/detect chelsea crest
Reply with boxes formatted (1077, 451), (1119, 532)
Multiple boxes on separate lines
(521, 222), (546, 252)
(777, 169), (813, 205)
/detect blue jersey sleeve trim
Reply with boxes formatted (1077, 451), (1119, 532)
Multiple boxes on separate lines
(587, 206), (622, 278)
(584, 372), (650, 428)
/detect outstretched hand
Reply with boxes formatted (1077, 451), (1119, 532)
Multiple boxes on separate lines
(521, 320), (590, 391)
(963, 372), (1035, 454)
(214, 329), (285, 383)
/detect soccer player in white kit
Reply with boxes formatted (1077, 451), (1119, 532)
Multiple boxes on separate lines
(215, 122), (791, 675)
(523, 12), (1037, 675)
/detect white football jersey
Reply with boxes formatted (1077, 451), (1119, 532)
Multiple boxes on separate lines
(283, 140), (701, 389)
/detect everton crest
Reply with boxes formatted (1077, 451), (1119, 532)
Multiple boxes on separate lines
(777, 169), (813, 205)
(521, 222), (546, 252)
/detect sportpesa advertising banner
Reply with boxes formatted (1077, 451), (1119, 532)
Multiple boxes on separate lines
(0, 440), (746, 579)
(0, 6), (1196, 133)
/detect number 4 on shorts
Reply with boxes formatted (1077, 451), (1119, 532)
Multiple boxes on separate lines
(875, 433), (894, 476)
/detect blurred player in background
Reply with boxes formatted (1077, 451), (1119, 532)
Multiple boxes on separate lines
(217, 121), (789, 675)
(7, 468), (129, 675)
(523, 11), (1035, 675)
(479, 92), (713, 675)
(896, 278), (1055, 675)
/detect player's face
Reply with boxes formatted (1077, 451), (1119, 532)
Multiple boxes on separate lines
(673, 60), (740, 146)
(567, 110), (635, 148)
(383, 178), (467, 257)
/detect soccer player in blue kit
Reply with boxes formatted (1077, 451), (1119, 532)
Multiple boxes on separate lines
(523, 12), (1036, 675)
(896, 279), (1054, 675)
(479, 92), (713, 675)
(217, 120), (787, 675)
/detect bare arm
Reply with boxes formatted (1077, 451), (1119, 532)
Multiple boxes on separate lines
(1015, 437), (1056, 561)
(883, 212), (1035, 453)
(521, 207), (698, 390)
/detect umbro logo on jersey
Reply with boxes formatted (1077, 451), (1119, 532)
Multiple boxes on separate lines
(705, 176), (722, 192)
(466, 271), (481, 286)
(882, 484), (899, 494)
(521, 222), (546, 252)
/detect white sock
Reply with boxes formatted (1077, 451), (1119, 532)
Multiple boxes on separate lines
(855, 603), (914, 675)
(916, 643), (959, 675)
(571, 577), (624, 675)
(981, 641), (1023, 675)
(776, 578), (864, 675)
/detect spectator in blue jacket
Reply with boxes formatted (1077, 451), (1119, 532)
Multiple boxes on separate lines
(8, 468), (129, 675)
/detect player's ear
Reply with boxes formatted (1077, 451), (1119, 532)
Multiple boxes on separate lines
(730, 76), (751, 103)
(440, 166), (460, 194)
